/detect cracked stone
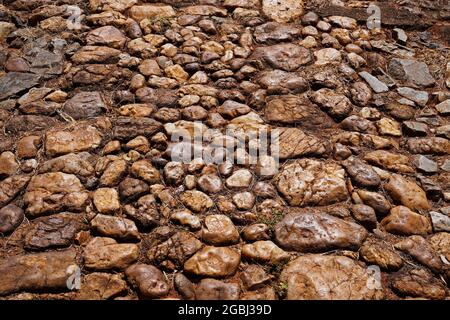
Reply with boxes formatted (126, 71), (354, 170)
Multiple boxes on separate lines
(280, 255), (384, 299)
(23, 173), (89, 217)
(275, 211), (367, 252)
(83, 237), (139, 270)
(276, 159), (349, 206)
(0, 249), (78, 296)
(184, 246), (241, 278)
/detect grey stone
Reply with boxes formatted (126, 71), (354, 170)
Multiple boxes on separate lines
(402, 121), (428, 137)
(63, 91), (106, 120)
(393, 28), (407, 44)
(414, 155), (438, 174)
(0, 249), (77, 295)
(441, 159), (450, 172)
(0, 72), (40, 101)
(429, 211), (450, 232)
(388, 58), (435, 88)
(435, 100), (450, 116)
(397, 87), (428, 107)
(359, 71), (388, 93)
(0, 204), (24, 234)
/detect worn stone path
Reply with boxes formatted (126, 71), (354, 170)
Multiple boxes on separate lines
(0, 0), (449, 300)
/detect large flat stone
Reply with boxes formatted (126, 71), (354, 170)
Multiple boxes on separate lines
(275, 211), (367, 252)
(276, 159), (349, 206)
(280, 255), (384, 299)
(0, 249), (78, 296)
(45, 126), (103, 156)
(0, 72), (40, 101)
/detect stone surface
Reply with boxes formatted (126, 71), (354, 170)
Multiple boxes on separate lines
(429, 232), (450, 261)
(195, 279), (240, 300)
(77, 272), (127, 300)
(0, 249), (78, 295)
(0, 151), (19, 178)
(112, 117), (162, 140)
(184, 246), (240, 278)
(364, 151), (414, 173)
(388, 58), (435, 88)
(275, 211), (367, 252)
(0, 175), (30, 207)
(1, 0), (449, 301)
(197, 174), (223, 194)
(436, 100), (450, 116)
(258, 70), (309, 94)
(130, 160), (160, 184)
(24, 213), (85, 250)
(180, 190), (213, 213)
(414, 155), (437, 174)
(275, 127), (330, 159)
(90, 0), (137, 12)
(45, 126), (103, 156)
(93, 188), (121, 214)
(91, 214), (140, 240)
(174, 273), (196, 300)
(0, 204), (24, 234)
(6, 115), (59, 134)
(262, 0), (304, 23)
(395, 235), (443, 272)
(311, 88), (353, 120)
(171, 210), (201, 230)
(429, 211), (450, 232)
(359, 71), (388, 93)
(381, 206), (432, 236)
(125, 264), (169, 299)
(256, 44), (311, 72)
(84, 237), (139, 270)
(280, 255), (384, 299)
(129, 5), (175, 22)
(62, 91), (106, 120)
(0, 72), (40, 101)
(360, 239), (403, 270)
(87, 26), (127, 49)
(276, 159), (349, 206)
(350, 204), (377, 230)
(407, 137), (450, 155)
(147, 231), (202, 269)
(241, 265), (272, 290)
(264, 95), (329, 125)
(384, 174), (430, 211)
(39, 153), (95, 177)
(23, 173), (89, 217)
(72, 46), (121, 64)
(397, 87), (428, 107)
(357, 190), (392, 215)
(254, 22), (301, 43)
(202, 214), (239, 245)
(100, 159), (128, 186)
(391, 269), (446, 299)
(241, 240), (290, 264)
(225, 169), (253, 189)
(16, 136), (41, 159)
(342, 157), (380, 188)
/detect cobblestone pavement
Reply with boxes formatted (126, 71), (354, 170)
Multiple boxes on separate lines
(0, 0), (449, 300)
